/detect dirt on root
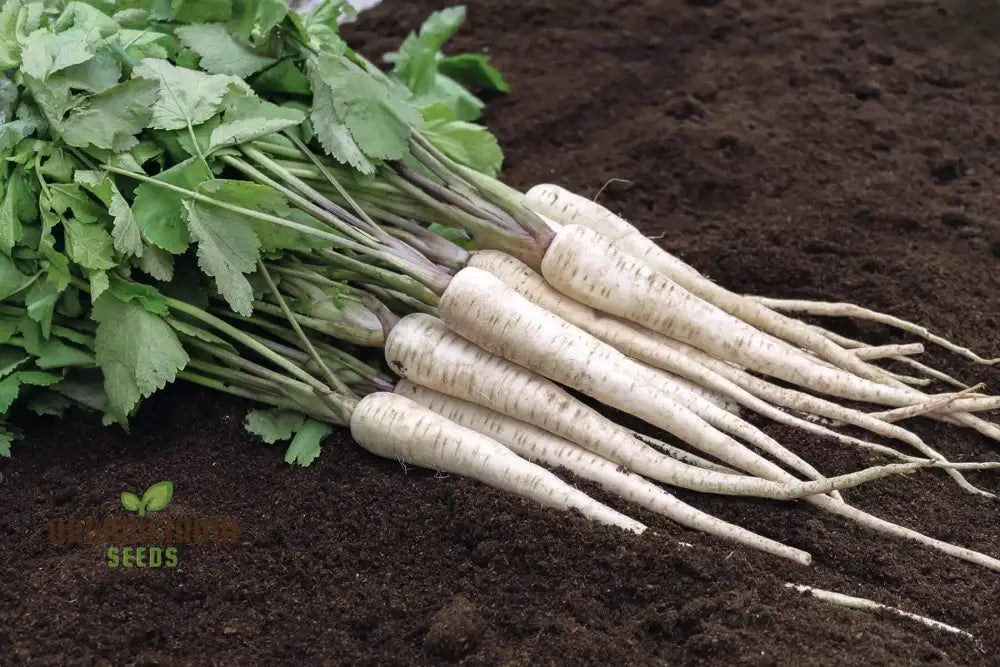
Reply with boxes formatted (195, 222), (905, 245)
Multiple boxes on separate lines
(4, 0), (1000, 665)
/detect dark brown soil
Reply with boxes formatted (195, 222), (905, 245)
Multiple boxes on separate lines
(4, 0), (1000, 664)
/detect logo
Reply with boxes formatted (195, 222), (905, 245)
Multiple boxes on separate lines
(121, 481), (174, 517)
(47, 480), (239, 570)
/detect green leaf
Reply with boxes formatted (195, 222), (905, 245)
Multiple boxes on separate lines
(168, 318), (237, 353)
(74, 170), (114, 204)
(427, 222), (475, 251)
(423, 118), (503, 176)
(31, 338), (94, 370)
(208, 96), (304, 152)
(137, 245), (175, 281)
(0, 118), (43, 156)
(309, 72), (373, 175)
(230, 0), (287, 42)
(388, 6), (466, 96)
(107, 274), (169, 316)
(132, 157), (212, 253)
(92, 294), (189, 423)
(0, 167), (36, 254)
(63, 216), (115, 271)
(196, 179), (319, 252)
(52, 373), (111, 414)
(0, 348), (28, 377)
(175, 23), (277, 77)
(112, 9), (150, 28)
(182, 197), (260, 316)
(110, 29), (177, 62)
(58, 47), (121, 94)
(0, 253), (36, 300)
(0, 316), (20, 344)
(283, 419), (331, 467)
(0, 77), (15, 119)
(141, 480), (173, 512)
(0, 370), (61, 413)
(22, 73), (77, 127)
(415, 74), (484, 122)
(53, 2), (120, 38)
(133, 58), (252, 132)
(20, 28), (95, 82)
(25, 279), (60, 339)
(438, 53), (509, 93)
(88, 269), (109, 302)
(39, 147), (76, 182)
(48, 183), (102, 222)
(120, 491), (141, 512)
(0, 0), (25, 70)
(302, 1), (349, 53)
(252, 59), (310, 96)
(109, 183), (143, 257)
(27, 390), (72, 416)
(311, 52), (422, 162)
(245, 408), (306, 444)
(165, 0), (233, 24)
(0, 374), (24, 413)
(58, 77), (159, 151)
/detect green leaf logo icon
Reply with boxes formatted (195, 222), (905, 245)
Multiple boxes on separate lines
(141, 481), (173, 515)
(121, 492), (141, 512)
(120, 481), (173, 516)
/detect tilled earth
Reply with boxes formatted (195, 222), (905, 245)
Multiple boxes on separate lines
(3, 1), (1000, 664)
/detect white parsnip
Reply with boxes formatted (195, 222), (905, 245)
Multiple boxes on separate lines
(437, 269), (951, 498)
(538, 223), (997, 415)
(385, 313), (928, 499)
(652, 336), (997, 490)
(397, 380), (813, 565)
(454, 258), (994, 497)
(750, 297), (1000, 365)
(814, 326), (973, 390)
(784, 583), (974, 638)
(851, 343), (924, 361)
(385, 316), (1000, 571)
(467, 250), (953, 455)
(468, 249), (839, 489)
(524, 183), (913, 386)
(349, 392), (646, 533)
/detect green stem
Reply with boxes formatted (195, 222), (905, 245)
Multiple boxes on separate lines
(362, 283), (438, 316)
(187, 122), (211, 173)
(187, 357), (291, 395)
(250, 300), (383, 348)
(187, 340), (316, 395)
(68, 147), (98, 171)
(314, 250), (443, 304)
(252, 139), (307, 160)
(413, 132), (556, 248)
(282, 131), (382, 236)
(104, 166), (365, 254)
(107, 166), (450, 294)
(242, 145), (376, 236)
(163, 296), (357, 423)
(34, 155), (52, 201)
(272, 261), (439, 306)
(241, 144), (442, 272)
(178, 370), (342, 424)
(257, 260), (355, 397)
(221, 154), (379, 248)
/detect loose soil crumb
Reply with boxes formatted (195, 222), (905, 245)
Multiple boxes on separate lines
(3, 1), (1000, 665)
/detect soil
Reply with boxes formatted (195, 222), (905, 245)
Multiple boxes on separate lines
(3, 0), (1000, 664)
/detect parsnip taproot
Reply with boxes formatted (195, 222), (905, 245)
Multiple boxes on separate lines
(350, 392), (646, 533)
(396, 380), (813, 565)
(386, 313), (930, 499)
